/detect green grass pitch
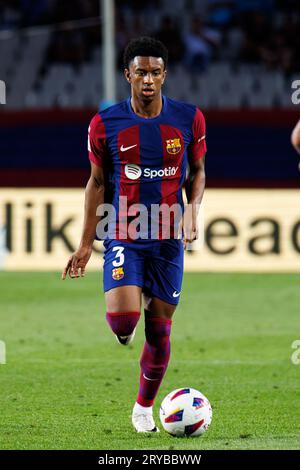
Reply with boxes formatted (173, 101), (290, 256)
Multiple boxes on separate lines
(0, 271), (300, 450)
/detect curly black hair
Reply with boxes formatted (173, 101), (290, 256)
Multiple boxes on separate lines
(123, 36), (168, 70)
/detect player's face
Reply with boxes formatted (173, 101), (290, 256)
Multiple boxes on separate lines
(125, 56), (166, 101)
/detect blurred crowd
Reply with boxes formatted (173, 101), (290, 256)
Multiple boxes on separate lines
(0, 0), (300, 75)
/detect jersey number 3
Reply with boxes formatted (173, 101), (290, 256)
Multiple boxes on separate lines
(112, 246), (125, 267)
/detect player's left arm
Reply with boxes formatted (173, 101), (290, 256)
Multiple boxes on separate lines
(183, 107), (207, 248)
(291, 119), (300, 171)
(291, 119), (300, 154)
(183, 156), (206, 247)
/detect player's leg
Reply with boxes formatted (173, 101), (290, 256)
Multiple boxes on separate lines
(143, 295), (176, 319)
(132, 240), (183, 432)
(105, 285), (142, 345)
(132, 297), (176, 432)
(103, 240), (144, 345)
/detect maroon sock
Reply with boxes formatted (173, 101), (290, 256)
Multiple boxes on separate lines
(106, 311), (140, 336)
(137, 314), (172, 407)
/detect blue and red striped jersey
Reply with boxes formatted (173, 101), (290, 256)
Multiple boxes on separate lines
(88, 96), (206, 240)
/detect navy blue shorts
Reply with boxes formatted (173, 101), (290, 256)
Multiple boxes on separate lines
(103, 239), (184, 305)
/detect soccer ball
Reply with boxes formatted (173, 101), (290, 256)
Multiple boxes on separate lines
(159, 388), (212, 437)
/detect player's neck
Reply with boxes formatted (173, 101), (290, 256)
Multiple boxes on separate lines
(130, 94), (163, 119)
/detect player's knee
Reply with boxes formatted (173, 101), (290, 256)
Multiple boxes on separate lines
(145, 316), (172, 347)
(106, 311), (140, 336)
(141, 317), (172, 378)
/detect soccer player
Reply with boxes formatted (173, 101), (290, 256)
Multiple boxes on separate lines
(62, 37), (206, 432)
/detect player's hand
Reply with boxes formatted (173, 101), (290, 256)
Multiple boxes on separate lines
(61, 246), (93, 280)
(182, 205), (198, 250)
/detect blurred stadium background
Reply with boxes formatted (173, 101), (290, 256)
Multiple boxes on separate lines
(0, 0), (299, 272)
(1, 0), (300, 452)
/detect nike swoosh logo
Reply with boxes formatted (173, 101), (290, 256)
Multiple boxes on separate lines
(198, 135), (206, 143)
(143, 374), (159, 381)
(173, 291), (181, 298)
(120, 144), (137, 152)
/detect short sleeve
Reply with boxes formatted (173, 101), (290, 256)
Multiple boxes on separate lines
(88, 114), (107, 167)
(188, 108), (207, 163)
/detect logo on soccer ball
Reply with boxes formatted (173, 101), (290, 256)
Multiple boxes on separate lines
(165, 408), (184, 423)
(166, 138), (181, 155)
(193, 397), (205, 410)
(125, 164), (142, 180)
(112, 267), (124, 280)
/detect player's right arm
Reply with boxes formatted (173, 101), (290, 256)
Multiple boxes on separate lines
(62, 162), (105, 279)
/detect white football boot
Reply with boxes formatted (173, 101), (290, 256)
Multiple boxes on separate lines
(132, 403), (160, 433)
